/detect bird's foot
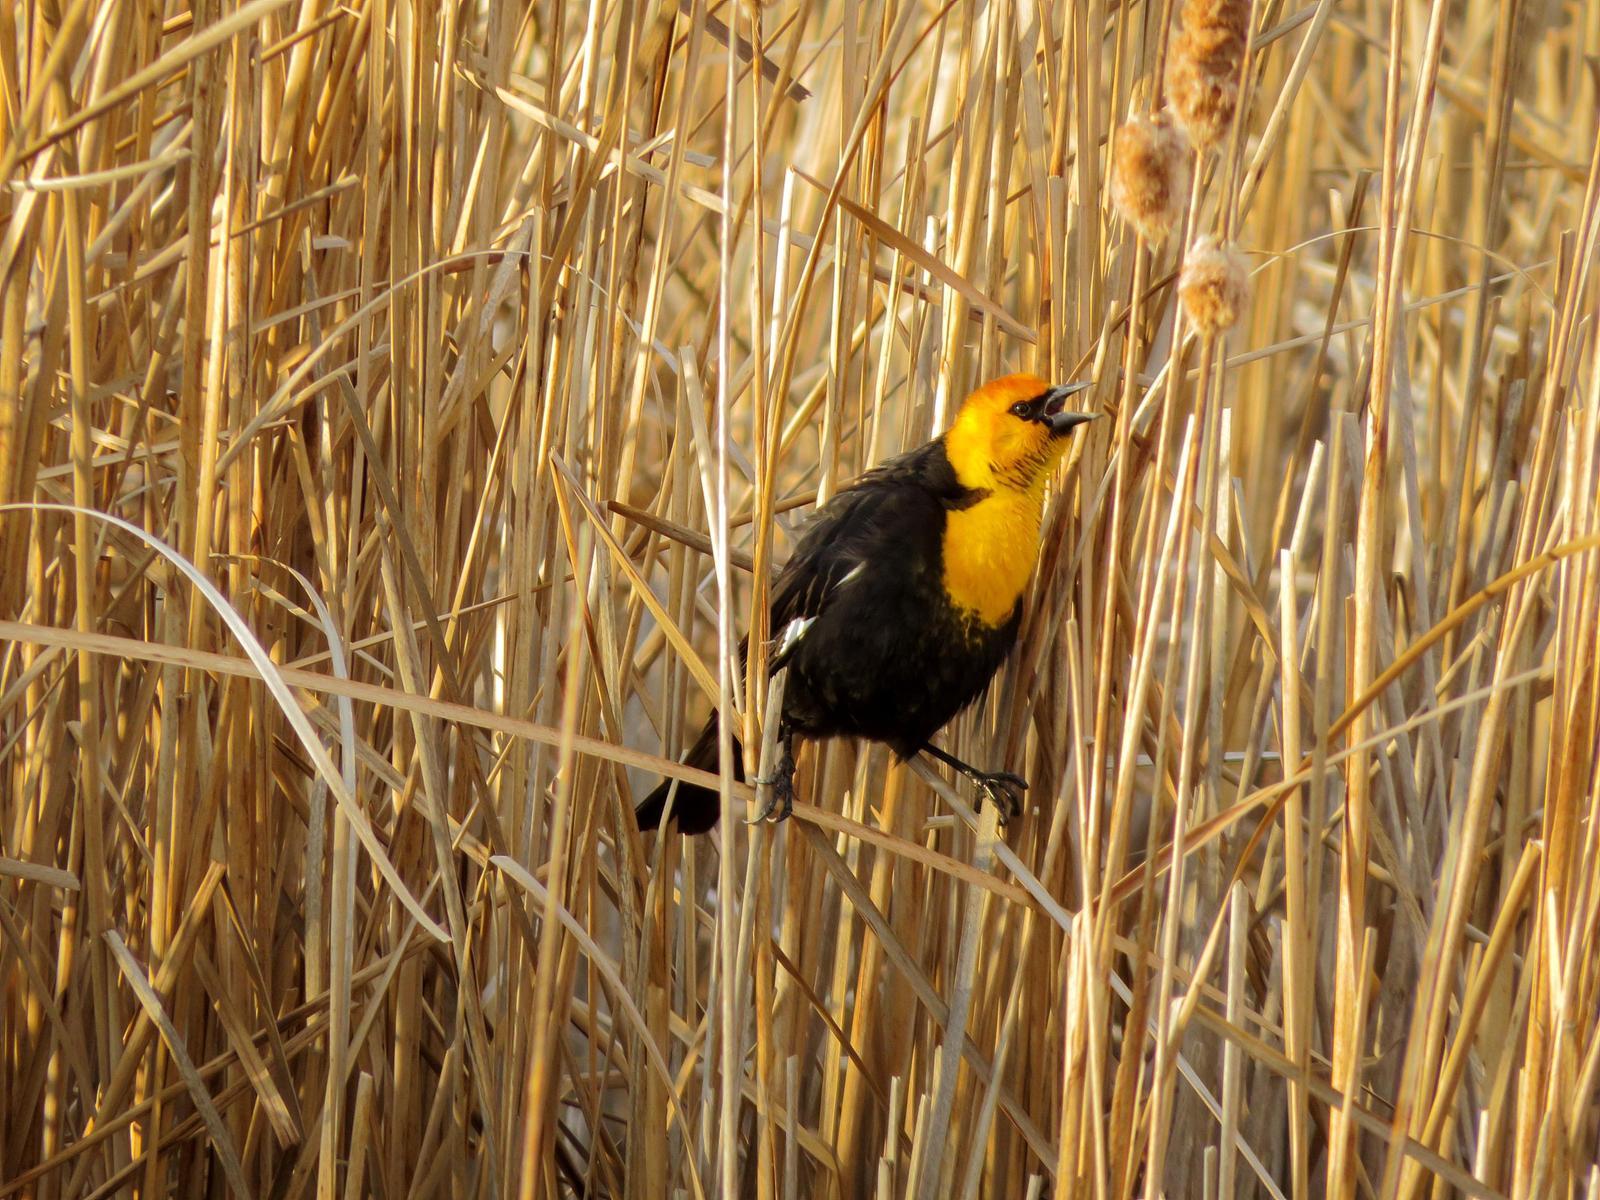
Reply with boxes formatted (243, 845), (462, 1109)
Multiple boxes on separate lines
(748, 751), (797, 825)
(971, 770), (1027, 824)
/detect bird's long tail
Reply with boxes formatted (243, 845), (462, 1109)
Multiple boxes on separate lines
(635, 713), (744, 835)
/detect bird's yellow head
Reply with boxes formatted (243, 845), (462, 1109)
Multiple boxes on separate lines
(938, 374), (1096, 627)
(945, 373), (1096, 495)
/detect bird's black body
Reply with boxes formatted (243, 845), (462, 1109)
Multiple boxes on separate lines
(770, 439), (1020, 753)
(636, 438), (1019, 834)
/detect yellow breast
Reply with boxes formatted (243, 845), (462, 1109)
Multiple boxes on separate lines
(940, 489), (1045, 627)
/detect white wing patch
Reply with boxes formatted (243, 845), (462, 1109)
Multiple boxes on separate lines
(775, 616), (816, 658)
(772, 560), (866, 666)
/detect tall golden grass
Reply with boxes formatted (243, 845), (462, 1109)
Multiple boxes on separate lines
(2, 0), (1598, 1195)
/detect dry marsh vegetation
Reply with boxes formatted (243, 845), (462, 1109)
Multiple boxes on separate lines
(2, 0), (1598, 1196)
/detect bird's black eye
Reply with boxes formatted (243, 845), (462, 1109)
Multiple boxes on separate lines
(1008, 401), (1030, 418)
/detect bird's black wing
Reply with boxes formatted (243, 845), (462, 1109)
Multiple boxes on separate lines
(638, 436), (977, 834)
(638, 453), (939, 835)
(766, 439), (970, 672)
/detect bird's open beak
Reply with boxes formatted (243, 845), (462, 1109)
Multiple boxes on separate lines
(1041, 380), (1098, 435)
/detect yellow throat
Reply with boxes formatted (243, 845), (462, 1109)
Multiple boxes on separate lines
(940, 482), (1047, 628)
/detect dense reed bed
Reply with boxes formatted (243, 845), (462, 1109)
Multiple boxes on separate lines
(2, 0), (1598, 1195)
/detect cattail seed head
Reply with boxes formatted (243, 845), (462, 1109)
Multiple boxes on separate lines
(1166, 0), (1251, 152)
(1179, 236), (1250, 335)
(1179, 0), (1251, 39)
(1111, 110), (1192, 244)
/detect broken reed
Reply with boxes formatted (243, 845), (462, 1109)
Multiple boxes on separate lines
(1, 0), (1597, 1197)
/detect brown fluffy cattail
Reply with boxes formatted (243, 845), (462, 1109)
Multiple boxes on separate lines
(1166, 0), (1251, 152)
(1179, 236), (1250, 335)
(1111, 110), (1192, 244)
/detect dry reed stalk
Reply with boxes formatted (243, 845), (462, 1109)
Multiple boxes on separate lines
(3, 0), (1600, 1196)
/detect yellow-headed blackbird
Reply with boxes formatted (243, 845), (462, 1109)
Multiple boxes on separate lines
(636, 373), (1095, 835)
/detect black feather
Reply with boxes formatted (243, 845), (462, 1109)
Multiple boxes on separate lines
(638, 436), (1021, 834)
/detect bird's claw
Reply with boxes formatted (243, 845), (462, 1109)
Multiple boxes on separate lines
(747, 753), (797, 825)
(973, 770), (1027, 824)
